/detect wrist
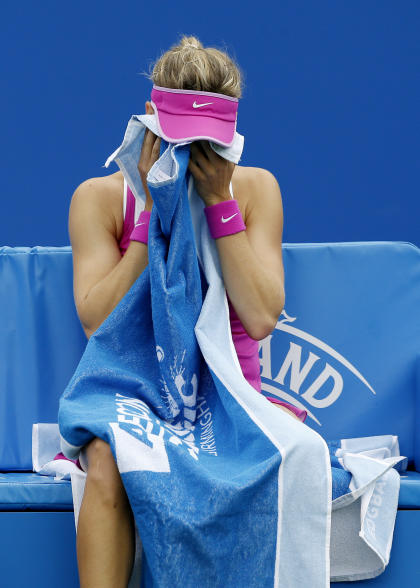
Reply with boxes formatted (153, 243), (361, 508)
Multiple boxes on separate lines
(204, 198), (246, 239)
(205, 192), (231, 207)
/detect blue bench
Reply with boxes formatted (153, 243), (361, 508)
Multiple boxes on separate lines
(1, 242), (419, 586)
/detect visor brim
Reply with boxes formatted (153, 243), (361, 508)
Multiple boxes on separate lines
(154, 110), (236, 148)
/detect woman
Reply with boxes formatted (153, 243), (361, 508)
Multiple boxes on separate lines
(69, 35), (304, 587)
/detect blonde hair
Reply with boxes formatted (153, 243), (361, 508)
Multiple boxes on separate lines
(141, 34), (244, 99)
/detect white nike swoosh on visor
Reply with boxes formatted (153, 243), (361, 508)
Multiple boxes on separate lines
(193, 101), (213, 108)
(221, 213), (238, 223)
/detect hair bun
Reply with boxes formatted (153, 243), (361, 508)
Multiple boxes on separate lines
(180, 36), (202, 50)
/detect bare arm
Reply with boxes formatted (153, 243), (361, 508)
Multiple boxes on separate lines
(213, 168), (285, 340)
(69, 181), (152, 339)
(70, 128), (160, 339)
(188, 140), (285, 340)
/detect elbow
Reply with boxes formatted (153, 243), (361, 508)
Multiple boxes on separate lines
(77, 298), (96, 340)
(248, 289), (285, 341)
(81, 313), (100, 340)
(79, 315), (94, 340)
(247, 311), (283, 341)
(247, 314), (280, 341)
(83, 325), (94, 340)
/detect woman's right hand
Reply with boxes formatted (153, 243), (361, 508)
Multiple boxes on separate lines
(138, 128), (161, 209)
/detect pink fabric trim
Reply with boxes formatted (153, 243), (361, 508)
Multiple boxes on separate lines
(152, 84), (239, 102)
(265, 397), (308, 423)
(119, 182), (135, 254)
(130, 209), (151, 244)
(53, 451), (83, 470)
(226, 294), (261, 392)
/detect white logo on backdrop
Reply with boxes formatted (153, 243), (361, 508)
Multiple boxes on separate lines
(259, 310), (376, 426)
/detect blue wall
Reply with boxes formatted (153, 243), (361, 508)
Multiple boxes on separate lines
(1, 0), (418, 247)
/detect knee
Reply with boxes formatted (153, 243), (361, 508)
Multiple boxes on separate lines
(84, 438), (125, 499)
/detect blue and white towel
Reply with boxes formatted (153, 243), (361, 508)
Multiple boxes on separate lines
(51, 114), (405, 586)
(328, 435), (406, 581)
(33, 424), (406, 584)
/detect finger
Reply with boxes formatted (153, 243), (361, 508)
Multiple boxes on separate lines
(142, 128), (156, 151)
(199, 140), (221, 163)
(191, 142), (212, 173)
(140, 129), (151, 157)
(140, 129), (159, 164)
(192, 140), (209, 160)
(144, 128), (155, 141)
(188, 157), (206, 182)
(197, 140), (211, 158)
(151, 136), (161, 160)
(139, 130), (158, 171)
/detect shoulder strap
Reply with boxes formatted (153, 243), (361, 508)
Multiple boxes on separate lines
(229, 180), (234, 198)
(123, 177), (127, 220)
(125, 178), (144, 223)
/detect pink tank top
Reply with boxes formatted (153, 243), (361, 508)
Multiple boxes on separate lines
(120, 181), (262, 393)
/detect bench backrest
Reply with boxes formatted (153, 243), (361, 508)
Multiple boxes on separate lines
(1, 242), (419, 471)
(262, 241), (420, 470)
(0, 247), (86, 470)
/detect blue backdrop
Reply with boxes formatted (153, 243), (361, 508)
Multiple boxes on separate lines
(0, 0), (418, 247)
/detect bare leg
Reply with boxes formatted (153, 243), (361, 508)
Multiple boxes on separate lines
(76, 438), (137, 588)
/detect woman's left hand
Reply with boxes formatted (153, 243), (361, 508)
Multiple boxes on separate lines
(188, 140), (236, 207)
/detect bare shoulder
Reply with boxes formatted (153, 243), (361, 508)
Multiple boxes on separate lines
(69, 171), (124, 239)
(232, 166), (282, 222)
(233, 166), (285, 285)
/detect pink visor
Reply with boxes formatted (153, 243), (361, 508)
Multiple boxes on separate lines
(150, 84), (239, 147)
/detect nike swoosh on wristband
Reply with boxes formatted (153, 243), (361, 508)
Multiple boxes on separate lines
(221, 213), (238, 223)
(192, 101), (213, 108)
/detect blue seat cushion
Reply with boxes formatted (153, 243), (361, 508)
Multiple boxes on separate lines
(0, 470), (419, 511)
(0, 472), (73, 511)
(398, 470), (420, 509)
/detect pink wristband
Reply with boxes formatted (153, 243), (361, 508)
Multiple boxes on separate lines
(130, 209), (151, 244)
(204, 199), (246, 239)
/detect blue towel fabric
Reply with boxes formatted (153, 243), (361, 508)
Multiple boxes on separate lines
(57, 114), (405, 586)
